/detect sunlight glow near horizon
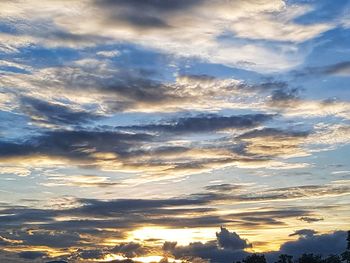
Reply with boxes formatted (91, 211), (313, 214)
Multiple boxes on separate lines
(130, 226), (217, 245)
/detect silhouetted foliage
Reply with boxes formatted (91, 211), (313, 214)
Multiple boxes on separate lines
(342, 251), (350, 263)
(322, 254), (341, 263)
(275, 254), (293, 263)
(297, 254), (322, 263)
(237, 231), (350, 263)
(342, 231), (350, 263)
(243, 254), (267, 263)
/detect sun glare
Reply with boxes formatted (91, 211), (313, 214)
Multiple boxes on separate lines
(130, 226), (215, 245)
(100, 254), (181, 263)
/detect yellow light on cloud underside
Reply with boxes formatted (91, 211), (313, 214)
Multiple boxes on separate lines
(100, 254), (181, 263)
(130, 226), (215, 245)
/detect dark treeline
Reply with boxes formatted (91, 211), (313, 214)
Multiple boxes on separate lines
(236, 231), (350, 263)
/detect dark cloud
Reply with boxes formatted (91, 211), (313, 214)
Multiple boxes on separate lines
(122, 114), (274, 134)
(205, 184), (243, 192)
(289, 229), (318, 238)
(112, 242), (150, 258)
(20, 96), (101, 126)
(35, 66), (183, 113)
(279, 231), (347, 257)
(295, 61), (350, 77)
(323, 61), (350, 76)
(269, 87), (300, 107)
(18, 251), (47, 260)
(96, 0), (203, 30)
(298, 216), (324, 223)
(165, 231), (250, 263)
(216, 227), (251, 250)
(0, 129), (153, 162)
(0, 183), (345, 261)
(0, 113), (308, 176)
(76, 249), (105, 260)
(18, 230), (81, 248)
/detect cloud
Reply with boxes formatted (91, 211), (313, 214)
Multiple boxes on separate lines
(0, 112), (313, 179)
(18, 251), (47, 260)
(279, 231), (347, 257)
(0, 183), (339, 251)
(97, 50), (121, 58)
(112, 242), (152, 258)
(0, 181), (347, 262)
(323, 61), (350, 76)
(0, 0), (335, 71)
(122, 114), (274, 134)
(0, 166), (31, 177)
(20, 96), (101, 127)
(298, 217), (324, 223)
(164, 227), (250, 263)
(238, 128), (310, 158)
(216, 227), (252, 250)
(289, 229), (318, 238)
(295, 61), (350, 77)
(41, 174), (119, 188)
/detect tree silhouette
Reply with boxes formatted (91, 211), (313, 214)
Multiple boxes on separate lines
(275, 254), (293, 263)
(342, 231), (350, 263)
(297, 253), (322, 263)
(243, 254), (267, 263)
(322, 254), (341, 263)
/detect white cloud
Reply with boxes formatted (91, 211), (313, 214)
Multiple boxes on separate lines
(0, 0), (334, 72)
(0, 166), (31, 177)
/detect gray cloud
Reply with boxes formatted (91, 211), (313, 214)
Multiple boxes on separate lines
(0, 184), (329, 255)
(216, 227), (251, 250)
(298, 217), (324, 223)
(121, 114), (274, 134)
(164, 227), (250, 263)
(0, 129), (153, 162)
(280, 231), (347, 257)
(95, 0), (204, 30)
(20, 96), (101, 127)
(18, 251), (47, 260)
(289, 229), (318, 238)
(295, 61), (350, 77)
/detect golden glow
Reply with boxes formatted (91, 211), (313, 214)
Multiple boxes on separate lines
(3, 246), (71, 258)
(99, 254), (126, 262)
(99, 254), (181, 263)
(134, 256), (181, 263)
(130, 226), (215, 245)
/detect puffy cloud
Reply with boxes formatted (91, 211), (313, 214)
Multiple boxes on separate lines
(164, 227), (250, 263)
(112, 242), (153, 258)
(216, 227), (251, 250)
(279, 231), (347, 257)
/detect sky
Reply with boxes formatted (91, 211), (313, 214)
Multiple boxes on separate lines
(0, 0), (350, 262)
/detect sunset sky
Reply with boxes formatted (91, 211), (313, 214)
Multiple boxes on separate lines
(0, 0), (350, 262)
